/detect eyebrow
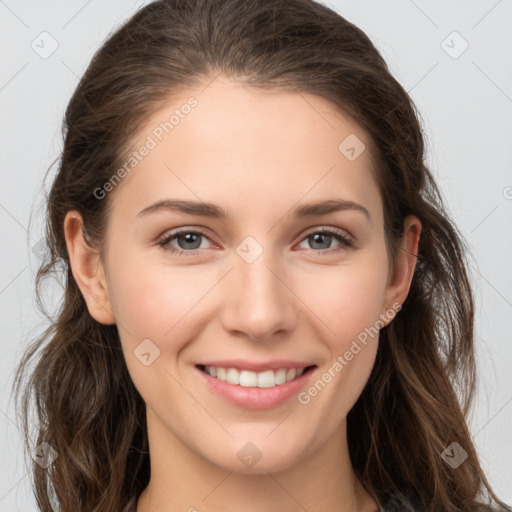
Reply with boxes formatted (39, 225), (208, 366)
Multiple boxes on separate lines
(137, 198), (371, 221)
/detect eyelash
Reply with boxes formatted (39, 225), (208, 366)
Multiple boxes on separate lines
(156, 227), (353, 256)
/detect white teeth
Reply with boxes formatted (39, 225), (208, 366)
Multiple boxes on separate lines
(226, 367), (239, 384)
(257, 370), (275, 388)
(240, 370), (257, 387)
(275, 368), (287, 385)
(286, 368), (297, 381)
(204, 365), (309, 387)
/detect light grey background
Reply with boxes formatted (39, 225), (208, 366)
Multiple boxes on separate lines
(1, 0), (511, 509)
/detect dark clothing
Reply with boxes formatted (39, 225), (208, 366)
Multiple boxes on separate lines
(380, 492), (421, 511)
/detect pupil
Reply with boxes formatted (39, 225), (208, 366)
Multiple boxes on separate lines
(179, 233), (201, 250)
(310, 233), (331, 250)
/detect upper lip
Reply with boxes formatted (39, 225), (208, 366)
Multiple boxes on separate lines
(196, 359), (316, 372)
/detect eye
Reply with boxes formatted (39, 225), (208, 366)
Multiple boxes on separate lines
(157, 229), (214, 255)
(296, 228), (353, 253)
(157, 227), (353, 256)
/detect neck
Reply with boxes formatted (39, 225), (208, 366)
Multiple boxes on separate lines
(137, 408), (378, 512)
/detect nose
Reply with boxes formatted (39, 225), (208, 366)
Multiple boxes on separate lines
(219, 249), (298, 341)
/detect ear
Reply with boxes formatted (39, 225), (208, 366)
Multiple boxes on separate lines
(63, 211), (115, 325)
(381, 214), (422, 324)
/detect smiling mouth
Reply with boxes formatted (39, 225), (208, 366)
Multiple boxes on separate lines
(196, 364), (317, 388)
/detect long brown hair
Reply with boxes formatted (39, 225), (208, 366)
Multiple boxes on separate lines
(13, 0), (511, 510)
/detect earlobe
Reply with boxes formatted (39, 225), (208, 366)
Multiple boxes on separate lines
(382, 215), (422, 324)
(63, 211), (116, 325)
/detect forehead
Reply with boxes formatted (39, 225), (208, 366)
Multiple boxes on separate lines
(109, 76), (382, 225)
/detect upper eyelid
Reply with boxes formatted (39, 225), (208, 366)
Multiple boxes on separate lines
(157, 227), (216, 245)
(301, 225), (353, 240)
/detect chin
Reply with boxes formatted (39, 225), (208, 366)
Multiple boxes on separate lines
(204, 438), (306, 475)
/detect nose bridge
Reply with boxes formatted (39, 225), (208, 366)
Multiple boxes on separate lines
(220, 235), (297, 340)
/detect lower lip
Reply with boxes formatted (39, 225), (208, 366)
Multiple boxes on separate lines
(195, 365), (317, 410)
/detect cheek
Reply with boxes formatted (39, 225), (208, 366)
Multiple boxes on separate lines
(108, 256), (203, 418)
(292, 255), (388, 413)
(105, 249), (202, 398)
(316, 267), (383, 373)
(108, 247), (207, 341)
(298, 269), (383, 428)
(295, 257), (389, 341)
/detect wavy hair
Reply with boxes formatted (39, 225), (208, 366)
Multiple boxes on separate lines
(13, 0), (511, 510)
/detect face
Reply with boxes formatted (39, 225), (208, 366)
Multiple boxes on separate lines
(71, 75), (417, 475)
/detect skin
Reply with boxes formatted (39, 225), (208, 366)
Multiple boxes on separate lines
(64, 75), (421, 512)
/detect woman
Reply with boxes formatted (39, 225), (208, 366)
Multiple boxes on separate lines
(13, 0), (511, 510)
